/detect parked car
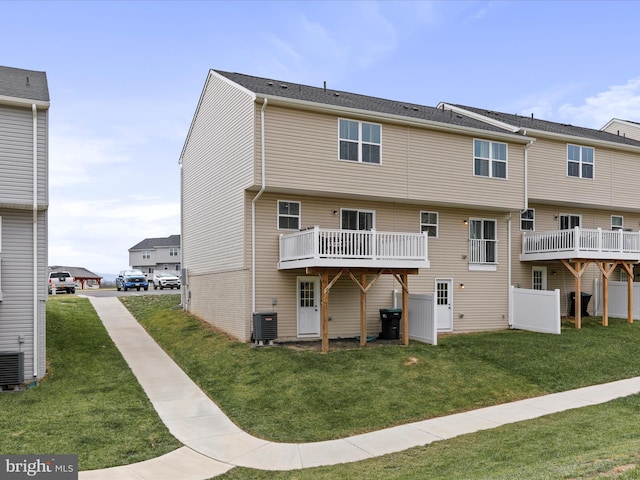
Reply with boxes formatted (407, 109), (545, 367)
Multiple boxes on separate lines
(48, 271), (76, 294)
(116, 269), (149, 291)
(153, 273), (180, 290)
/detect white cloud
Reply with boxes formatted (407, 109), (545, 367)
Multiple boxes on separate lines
(558, 78), (640, 128)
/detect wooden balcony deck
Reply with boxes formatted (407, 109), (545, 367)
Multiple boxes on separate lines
(278, 227), (430, 270)
(520, 227), (640, 262)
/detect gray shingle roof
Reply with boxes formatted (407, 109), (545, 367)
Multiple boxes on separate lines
(0, 66), (49, 102)
(453, 104), (640, 148)
(129, 235), (181, 251)
(49, 266), (101, 279)
(215, 70), (519, 136)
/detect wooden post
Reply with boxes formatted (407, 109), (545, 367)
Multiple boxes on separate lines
(402, 273), (409, 346)
(321, 272), (329, 353)
(628, 263), (634, 324)
(602, 265), (609, 327)
(360, 274), (367, 346)
(575, 261), (582, 329)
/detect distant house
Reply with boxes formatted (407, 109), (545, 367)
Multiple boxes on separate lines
(49, 266), (102, 289)
(129, 235), (181, 277)
(0, 65), (49, 386)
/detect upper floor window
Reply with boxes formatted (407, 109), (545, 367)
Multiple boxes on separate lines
(169, 247), (179, 257)
(521, 209), (535, 231)
(611, 215), (624, 230)
(567, 144), (594, 179)
(339, 119), (381, 164)
(420, 211), (438, 237)
(559, 214), (581, 230)
(469, 219), (497, 265)
(142, 250), (151, 259)
(474, 139), (507, 178)
(278, 200), (300, 230)
(341, 209), (374, 231)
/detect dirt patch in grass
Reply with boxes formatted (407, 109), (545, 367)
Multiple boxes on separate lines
(278, 337), (404, 351)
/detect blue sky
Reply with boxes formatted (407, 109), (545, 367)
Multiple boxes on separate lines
(2, 0), (640, 274)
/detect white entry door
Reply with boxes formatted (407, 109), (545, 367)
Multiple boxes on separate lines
(435, 279), (453, 332)
(532, 266), (547, 290)
(298, 276), (320, 337)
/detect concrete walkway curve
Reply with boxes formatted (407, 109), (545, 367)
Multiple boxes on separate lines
(80, 296), (640, 479)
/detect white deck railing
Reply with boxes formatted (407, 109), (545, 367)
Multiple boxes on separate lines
(521, 227), (640, 260)
(279, 227), (429, 267)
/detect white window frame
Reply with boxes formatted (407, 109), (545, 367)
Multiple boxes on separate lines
(520, 209), (535, 231)
(341, 209), (375, 231)
(420, 211), (438, 238)
(559, 214), (581, 230)
(468, 218), (498, 271)
(473, 139), (508, 179)
(277, 200), (301, 231)
(611, 215), (624, 230)
(338, 118), (382, 164)
(567, 144), (594, 179)
(169, 247), (179, 257)
(142, 250), (150, 260)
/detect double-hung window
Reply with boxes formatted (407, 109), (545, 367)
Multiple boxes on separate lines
(520, 209), (535, 231)
(339, 119), (381, 164)
(278, 200), (301, 230)
(142, 250), (150, 260)
(474, 139), (507, 178)
(469, 219), (497, 268)
(169, 247), (178, 257)
(567, 144), (594, 179)
(420, 211), (438, 237)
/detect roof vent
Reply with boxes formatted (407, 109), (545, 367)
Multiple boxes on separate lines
(412, 107), (418, 111)
(280, 84), (288, 89)
(268, 81), (273, 86)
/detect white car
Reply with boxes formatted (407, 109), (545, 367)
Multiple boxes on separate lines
(153, 273), (180, 290)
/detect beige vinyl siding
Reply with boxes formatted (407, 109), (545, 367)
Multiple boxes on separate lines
(528, 138), (640, 210)
(252, 193), (512, 340)
(181, 72), (256, 275)
(602, 120), (640, 141)
(260, 105), (526, 211)
(0, 105), (48, 208)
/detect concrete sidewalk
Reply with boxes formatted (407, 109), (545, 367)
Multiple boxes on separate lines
(80, 296), (640, 479)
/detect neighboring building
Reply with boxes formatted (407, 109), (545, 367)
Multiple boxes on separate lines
(129, 235), (181, 277)
(49, 266), (102, 289)
(179, 69), (640, 349)
(601, 118), (640, 141)
(0, 65), (50, 386)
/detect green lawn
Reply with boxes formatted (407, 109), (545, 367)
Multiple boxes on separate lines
(6, 294), (640, 478)
(0, 297), (180, 471)
(123, 294), (640, 443)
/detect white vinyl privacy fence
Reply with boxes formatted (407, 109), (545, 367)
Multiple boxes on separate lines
(510, 286), (561, 334)
(594, 280), (640, 320)
(394, 292), (437, 345)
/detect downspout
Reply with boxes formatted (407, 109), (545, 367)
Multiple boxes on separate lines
(509, 135), (534, 328)
(252, 98), (268, 314)
(32, 104), (38, 378)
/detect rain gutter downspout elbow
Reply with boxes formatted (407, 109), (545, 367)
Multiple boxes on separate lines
(252, 98), (268, 314)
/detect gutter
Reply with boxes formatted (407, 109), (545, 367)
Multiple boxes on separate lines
(251, 98), (268, 313)
(32, 104), (38, 378)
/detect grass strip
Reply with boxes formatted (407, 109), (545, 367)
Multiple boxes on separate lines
(122, 294), (640, 445)
(0, 297), (180, 470)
